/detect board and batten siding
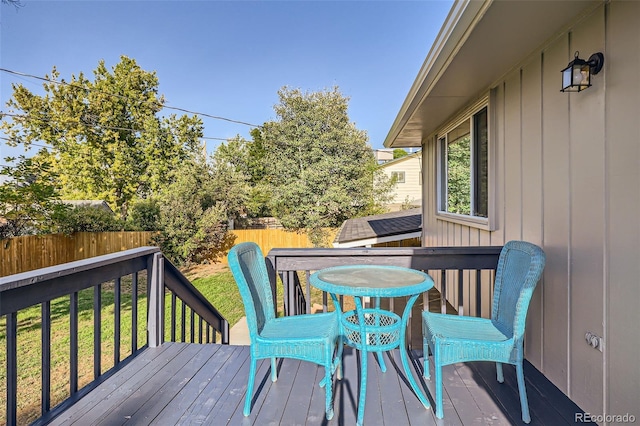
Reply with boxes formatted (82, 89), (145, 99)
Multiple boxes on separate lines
(420, 1), (639, 419)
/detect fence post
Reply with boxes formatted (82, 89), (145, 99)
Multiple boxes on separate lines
(148, 253), (164, 347)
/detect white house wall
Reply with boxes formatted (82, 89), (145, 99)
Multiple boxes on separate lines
(421, 1), (639, 418)
(382, 154), (422, 209)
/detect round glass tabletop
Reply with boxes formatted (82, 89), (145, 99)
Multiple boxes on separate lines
(311, 265), (433, 297)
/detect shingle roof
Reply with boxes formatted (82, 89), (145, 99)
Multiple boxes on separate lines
(334, 208), (422, 244)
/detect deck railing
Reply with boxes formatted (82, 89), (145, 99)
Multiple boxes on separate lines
(0, 247), (229, 426)
(266, 246), (502, 345)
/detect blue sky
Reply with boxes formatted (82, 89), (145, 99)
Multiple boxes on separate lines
(1, 0), (453, 160)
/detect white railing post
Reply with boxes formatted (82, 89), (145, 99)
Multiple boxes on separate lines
(148, 253), (164, 347)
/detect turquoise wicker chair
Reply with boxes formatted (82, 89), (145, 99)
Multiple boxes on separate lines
(422, 240), (545, 423)
(228, 242), (343, 420)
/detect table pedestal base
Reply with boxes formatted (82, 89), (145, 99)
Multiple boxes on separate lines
(344, 295), (430, 426)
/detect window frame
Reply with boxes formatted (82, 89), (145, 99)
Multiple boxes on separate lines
(435, 96), (495, 230)
(391, 171), (405, 184)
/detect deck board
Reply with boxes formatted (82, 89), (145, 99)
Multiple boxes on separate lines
(281, 357), (317, 425)
(450, 361), (510, 425)
(377, 352), (412, 426)
(150, 344), (233, 425)
(330, 346), (359, 426)
(184, 345), (249, 423)
(49, 343), (185, 426)
(95, 343), (204, 424)
(390, 350), (440, 426)
(49, 342), (585, 425)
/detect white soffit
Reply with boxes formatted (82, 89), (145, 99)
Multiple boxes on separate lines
(384, 0), (602, 148)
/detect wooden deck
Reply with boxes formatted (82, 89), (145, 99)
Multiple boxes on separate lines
(49, 342), (587, 426)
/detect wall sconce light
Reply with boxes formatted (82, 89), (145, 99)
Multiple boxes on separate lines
(561, 51), (604, 92)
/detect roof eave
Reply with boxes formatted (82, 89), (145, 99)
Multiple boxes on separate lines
(384, 0), (603, 149)
(384, 0), (488, 149)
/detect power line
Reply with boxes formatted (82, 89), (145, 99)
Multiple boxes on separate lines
(0, 67), (263, 128)
(1, 133), (236, 166)
(202, 136), (231, 141)
(0, 113), (243, 143)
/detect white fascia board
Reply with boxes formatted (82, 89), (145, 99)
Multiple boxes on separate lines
(332, 231), (422, 248)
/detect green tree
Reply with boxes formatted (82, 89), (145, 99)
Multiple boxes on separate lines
(243, 128), (272, 217)
(211, 132), (272, 219)
(260, 86), (393, 246)
(393, 148), (408, 159)
(127, 198), (160, 231)
(1, 56), (203, 219)
(154, 159), (235, 265)
(247, 128), (268, 184)
(53, 205), (127, 234)
(209, 136), (250, 225)
(0, 154), (68, 238)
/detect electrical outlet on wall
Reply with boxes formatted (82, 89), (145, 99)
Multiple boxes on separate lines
(585, 332), (604, 352)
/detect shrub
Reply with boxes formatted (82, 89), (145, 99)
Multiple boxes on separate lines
(128, 199), (160, 231)
(53, 205), (128, 234)
(153, 162), (235, 266)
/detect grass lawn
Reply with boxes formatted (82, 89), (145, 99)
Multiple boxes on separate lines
(189, 271), (246, 328)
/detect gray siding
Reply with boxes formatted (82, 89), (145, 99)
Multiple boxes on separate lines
(605, 0), (640, 418)
(420, 1), (639, 418)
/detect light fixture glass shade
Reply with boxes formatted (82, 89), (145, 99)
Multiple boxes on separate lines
(561, 53), (591, 92)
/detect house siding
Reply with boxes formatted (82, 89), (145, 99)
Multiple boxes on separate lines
(381, 153), (422, 210)
(605, 0), (640, 418)
(421, 1), (639, 418)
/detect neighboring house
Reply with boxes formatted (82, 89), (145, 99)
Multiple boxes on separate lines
(380, 151), (422, 211)
(62, 200), (114, 213)
(384, 0), (637, 420)
(333, 208), (421, 248)
(373, 148), (394, 164)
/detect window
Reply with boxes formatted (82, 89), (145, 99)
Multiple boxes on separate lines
(391, 171), (405, 184)
(438, 105), (489, 222)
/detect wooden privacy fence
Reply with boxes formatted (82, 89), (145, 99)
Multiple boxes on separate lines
(0, 232), (155, 276)
(0, 229), (338, 276)
(221, 228), (338, 264)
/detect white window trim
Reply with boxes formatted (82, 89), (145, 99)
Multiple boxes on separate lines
(435, 92), (496, 231)
(391, 171), (405, 183)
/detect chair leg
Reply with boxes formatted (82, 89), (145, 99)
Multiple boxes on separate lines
(496, 362), (504, 383)
(335, 339), (343, 380)
(516, 362), (531, 423)
(324, 365), (335, 420)
(270, 357), (277, 382)
(434, 360), (443, 419)
(243, 357), (257, 416)
(423, 338), (431, 379)
(323, 340), (344, 386)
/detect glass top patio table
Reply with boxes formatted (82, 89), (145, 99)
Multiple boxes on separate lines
(310, 265), (434, 426)
(313, 265), (431, 296)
